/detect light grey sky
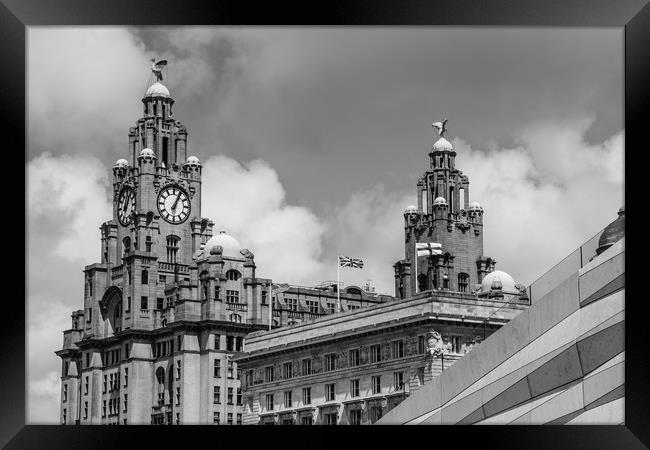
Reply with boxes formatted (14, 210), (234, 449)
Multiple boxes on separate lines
(27, 26), (623, 423)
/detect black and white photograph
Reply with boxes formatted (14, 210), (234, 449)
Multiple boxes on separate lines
(6, 1), (644, 443)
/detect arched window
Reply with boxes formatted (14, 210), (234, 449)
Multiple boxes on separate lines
(155, 367), (165, 405)
(346, 287), (362, 295)
(226, 270), (241, 281)
(156, 367), (165, 385)
(230, 314), (242, 323)
(458, 273), (469, 293)
(417, 274), (427, 293)
(166, 236), (180, 263)
(145, 236), (152, 253)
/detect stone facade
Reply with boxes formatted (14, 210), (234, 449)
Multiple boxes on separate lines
(236, 291), (528, 425)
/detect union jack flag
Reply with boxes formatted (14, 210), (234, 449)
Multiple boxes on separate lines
(339, 255), (364, 269)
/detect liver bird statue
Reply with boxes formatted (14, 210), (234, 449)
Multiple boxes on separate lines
(151, 59), (168, 82)
(432, 118), (448, 138)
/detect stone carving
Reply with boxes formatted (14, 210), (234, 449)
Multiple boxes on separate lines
(425, 330), (445, 358)
(240, 248), (254, 259)
(210, 245), (223, 255)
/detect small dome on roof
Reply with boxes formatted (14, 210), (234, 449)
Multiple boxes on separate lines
(596, 207), (625, 255)
(469, 201), (483, 211)
(203, 231), (242, 258)
(433, 137), (453, 151)
(145, 82), (170, 98)
(186, 155), (201, 166)
(139, 148), (155, 158)
(114, 158), (128, 168)
(405, 205), (418, 213)
(433, 197), (448, 206)
(481, 270), (517, 293)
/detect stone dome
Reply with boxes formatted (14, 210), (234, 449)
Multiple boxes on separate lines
(596, 207), (625, 255)
(469, 201), (483, 211)
(114, 158), (129, 168)
(405, 205), (418, 213)
(203, 231), (242, 258)
(186, 155), (201, 167)
(433, 197), (448, 206)
(433, 137), (453, 151)
(139, 148), (155, 159)
(145, 82), (170, 98)
(481, 270), (517, 293)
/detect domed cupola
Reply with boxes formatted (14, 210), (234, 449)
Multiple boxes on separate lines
(596, 206), (625, 255)
(480, 270), (517, 294)
(433, 196), (448, 207)
(145, 81), (170, 98)
(203, 231), (243, 258)
(433, 137), (454, 151)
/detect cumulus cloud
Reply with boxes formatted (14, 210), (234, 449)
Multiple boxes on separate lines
(201, 155), (327, 284)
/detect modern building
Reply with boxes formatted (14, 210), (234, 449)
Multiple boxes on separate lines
(55, 71), (392, 425)
(378, 208), (625, 425)
(235, 121), (530, 425)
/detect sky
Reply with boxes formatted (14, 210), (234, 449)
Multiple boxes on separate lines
(26, 26), (624, 423)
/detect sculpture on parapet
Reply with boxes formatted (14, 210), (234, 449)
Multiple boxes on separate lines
(432, 118), (448, 138)
(151, 59), (168, 82)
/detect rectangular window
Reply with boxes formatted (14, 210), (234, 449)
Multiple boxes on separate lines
(325, 383), (335, 401)
(325, 354), (336, 371)
(84, 401), (88, 420)
(236, 413), (242, 425)
(284, 390), (292, 408)
(350, 379), (360, 397)
(141, 270), (148, 285)
(350, 409), (361, 425)
(156, 298), (164, 310)
(124, 368), (128, 387)
(306, 300), (319, 314)
(370, 344), (382, 363)
(176, 413), (180, 425)
(418, 335), (426, 354)
(227, 387), (234, 405)
(214, 334), (221, 350)
(176, 386), (181, 405)
(226, 290), (239, 303)
(394, 372), (404, 390)
(451, 335), (462, 353)
(372, 375), (381, 394)
(370, 406), (383, 424)
(176, 360), (181, 380)
(227, 360), (234, 379)
(326, 302), (335, 314)
(226, 335), (234, 351)
(126, 297), (131, 312)
(265, 366), (274, 383)
(62, 408), (67, 425)
(140, 296), (148, 310)
(87, 308), (92, 323)
(301, 416), (313, 425)
(285, 298), (298, 311)
(123, 394), (128, 413)
(213, 386), (221, 404)
(302, 387), (311, 405)
(283, 362), (293, 379)
(235, 336), (243, 352)
(213, 359), (221, 378)
(84, 376), (89, 395)
(261, 290), (267, 304)
(227, 413), (233, 425)
(392, 340), (404, 359)
(325, 413), (337, 425)
(237, 388), (242, 405)
(159, 274), (166, 284)
(213, 412), (220, 425)
(349, 349), (360, 367)
(302, 359), (312, 376)
(102, 375), (107, 394)
(63, 384), (68, 402)
(265, 394), (274, 411)
(102, 400), (106, 418)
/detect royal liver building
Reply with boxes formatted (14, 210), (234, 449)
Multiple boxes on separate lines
(56, 63), (394, 425)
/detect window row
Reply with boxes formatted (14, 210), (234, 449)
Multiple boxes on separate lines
(213, 412), (242, 425)
(263, 372), (405, 411)
(213, 386), (243, 405)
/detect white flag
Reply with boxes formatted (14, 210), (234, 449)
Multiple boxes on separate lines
(416, 242), (442, 256)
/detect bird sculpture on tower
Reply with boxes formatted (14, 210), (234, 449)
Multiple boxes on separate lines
(432, 118), (448, 138)
(151, 58), (168, 82)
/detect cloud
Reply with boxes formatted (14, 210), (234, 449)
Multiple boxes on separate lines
(201, 155), (327, 285)
(27, 153), (112, 423)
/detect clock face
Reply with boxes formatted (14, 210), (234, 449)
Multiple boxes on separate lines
(157, 186), (191, 224)
(117, 188), (136, 226)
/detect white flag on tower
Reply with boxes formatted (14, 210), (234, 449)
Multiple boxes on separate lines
(416, 242), (442, 256)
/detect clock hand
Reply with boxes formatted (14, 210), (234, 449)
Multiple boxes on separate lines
(172, 193), (181, 211)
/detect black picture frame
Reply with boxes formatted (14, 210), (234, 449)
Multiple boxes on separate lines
(3, 0), (647, 448)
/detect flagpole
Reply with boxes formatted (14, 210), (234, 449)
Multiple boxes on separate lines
(268, 279), (272, 331)
(414, 246), (418, 294)
(337, 255), (341, 313)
